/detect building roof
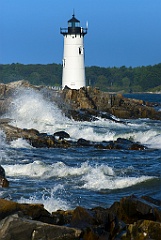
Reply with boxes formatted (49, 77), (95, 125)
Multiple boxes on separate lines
(68, 14), (80, 23)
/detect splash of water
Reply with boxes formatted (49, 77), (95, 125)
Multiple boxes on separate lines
(5, 88), (67, 133)
(18, 184), (71, 212)
(2, 87), (161, 148)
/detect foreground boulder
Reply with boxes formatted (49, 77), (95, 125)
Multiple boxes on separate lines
(0, 213), (81, 240)
(0, 195), (160, 239)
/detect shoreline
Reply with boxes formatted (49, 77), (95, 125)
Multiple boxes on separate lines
(0, 195), (161, 239)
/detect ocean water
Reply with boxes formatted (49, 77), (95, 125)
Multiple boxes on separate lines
(0, 89), (161, 213)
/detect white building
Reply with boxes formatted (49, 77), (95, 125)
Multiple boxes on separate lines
(60, 14), (87, 89)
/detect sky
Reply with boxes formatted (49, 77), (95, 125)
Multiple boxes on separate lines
(0, 0), (161, 67)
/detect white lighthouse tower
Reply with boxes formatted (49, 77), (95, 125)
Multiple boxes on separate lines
(60, 14), (87, 89)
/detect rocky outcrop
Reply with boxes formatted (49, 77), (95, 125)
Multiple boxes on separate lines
(60, 87), (161, 120)
(0, 195), (160, 239)
(1, 81), (161, 121)
(0, 123), (146, 150)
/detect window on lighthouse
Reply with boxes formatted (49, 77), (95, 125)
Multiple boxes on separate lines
(68, 22), (80, 28)
(79, 47), (84, 55)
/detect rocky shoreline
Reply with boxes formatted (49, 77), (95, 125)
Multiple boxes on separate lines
(0, 195), (161, 239)
(0, 80), (161, 120)
(0, 80), (161, 150)
(0, 81), (161, 239)
(1, 80), (157, 151)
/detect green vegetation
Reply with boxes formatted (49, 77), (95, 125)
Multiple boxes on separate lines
(0, 63), (161, 92)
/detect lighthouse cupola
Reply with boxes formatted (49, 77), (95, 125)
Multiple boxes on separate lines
(60, 14), (88, 89)
(68, 14), (81, 34)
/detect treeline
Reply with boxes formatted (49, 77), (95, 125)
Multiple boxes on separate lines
(0, 63), (161, 92)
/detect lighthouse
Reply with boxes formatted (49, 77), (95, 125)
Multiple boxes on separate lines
(60, 14), (87, 89)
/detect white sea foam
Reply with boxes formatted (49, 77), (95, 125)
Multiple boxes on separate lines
(131, 130), (161, 149)
(0, 130), (7, 147)
(10, 138), (33, 149)
(2, 87), (161, 148)
(0, 131), (9, 164)
(4, 88), (67, 133)
(18, 184), (70, 212)
(81, 174), (154, 191)
(67, 124), (115, 142)
(4, 161), (115, 179)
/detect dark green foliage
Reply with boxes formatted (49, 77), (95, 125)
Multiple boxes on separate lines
(0, 63), (62, 86)
(0, 63), (161, 92)
(86, 63), (161, 92)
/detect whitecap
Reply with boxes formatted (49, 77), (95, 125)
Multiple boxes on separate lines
(18, 184), (70, 212)
(81, 174), (154, 191)
(10, 138), (33, 149)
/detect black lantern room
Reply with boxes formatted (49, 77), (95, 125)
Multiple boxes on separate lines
(60, 14), (87, 36)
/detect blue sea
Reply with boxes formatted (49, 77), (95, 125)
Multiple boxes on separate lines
(0, 89), (161, 213)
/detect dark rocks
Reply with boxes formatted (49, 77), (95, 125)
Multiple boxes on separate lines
(95, 138), (146, 150)
(70, 206), (97, 228)
(0, 123), (147, 150)
(108, 195), (161, 224)
(0, 177), (9, 188)
(0, 195), (160, 239)
(0, 213), (81, 240)
(60, 87), (161, 121)
(0, 166), (9, 188)
(54, 131), (70, 140)
(125, 220), (161, 240)
(0, 123), (71, 148)
(0, 165), (5, 178)
(77, 138), (92, 147)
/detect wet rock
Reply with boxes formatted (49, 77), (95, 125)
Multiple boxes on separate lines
(0, 165), (5, 178)
(95, 138), (146, 150)
(0, 198), (54, 224)
(0, 123), (71, 148)
(125, 220), (161, 240)
(0, 213), (82, 240)
(61, 87), (161, 120)
(141, 195), (161, 207)
(0, 165), (9, 188)
(109, 195), (161, 224)
(54, 131), (70, 140)
(82, 227), (110, 240)
(0, 123), (147, 150)
(77, 138), (92, 147)
(1, 82), (161, 121)
(70, 206), (97, 228)
(0, 177), (9, 188)
(0, 195), (161, 239)
(52, 209), (73, 225)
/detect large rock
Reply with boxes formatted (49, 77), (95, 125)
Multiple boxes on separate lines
(0, 195), (161, 239)
(0, 198), (53, 223)
(109, 195), (161, 224)
(0, 213), (82, 240)
(125, 220), (161, 240)
(61, 87), (161, 120)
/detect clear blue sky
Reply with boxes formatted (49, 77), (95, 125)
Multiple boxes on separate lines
(1, 0), (161, 67)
